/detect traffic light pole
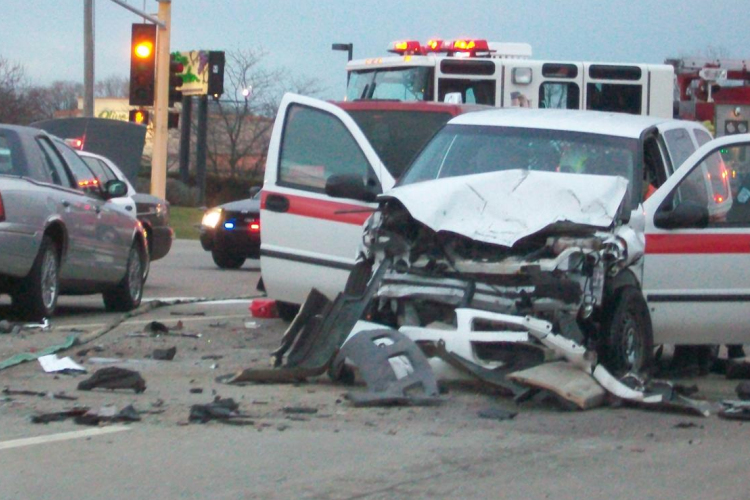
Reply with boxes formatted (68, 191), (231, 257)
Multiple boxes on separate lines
(150, 0), (171, 200)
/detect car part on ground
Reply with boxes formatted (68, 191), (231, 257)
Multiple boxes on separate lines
(331, 328), (440, 407)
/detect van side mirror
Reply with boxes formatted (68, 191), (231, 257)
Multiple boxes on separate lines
(654, 201), (709, 229)
(325, 174), (381, 203)
(249, 186), (261, 198)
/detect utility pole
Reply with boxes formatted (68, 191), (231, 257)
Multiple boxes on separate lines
(150, 0), (171, 199)
(178, 95), (192, 183)
(83, 0), (95, 117)
(196, 95), (208, 206)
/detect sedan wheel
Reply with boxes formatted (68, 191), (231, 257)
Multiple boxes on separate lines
(103, 244), (144, 312)
(15, 236), (59, 320)
(212, 248), (245, 269)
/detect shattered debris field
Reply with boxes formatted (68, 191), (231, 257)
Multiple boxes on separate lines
(2, 299), (750, 499)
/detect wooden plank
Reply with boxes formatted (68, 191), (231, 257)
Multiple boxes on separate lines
(508, 361), (606, 410)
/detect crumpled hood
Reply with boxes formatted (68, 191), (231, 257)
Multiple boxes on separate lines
(383, 170), (629, 248)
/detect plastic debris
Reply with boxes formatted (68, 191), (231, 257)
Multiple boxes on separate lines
(152, 346), (177, 361)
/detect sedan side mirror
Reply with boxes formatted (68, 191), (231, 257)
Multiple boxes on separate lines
(325, 174), (381, 203)
(654, 201), (709, 229)
(104, 179), (128, 199)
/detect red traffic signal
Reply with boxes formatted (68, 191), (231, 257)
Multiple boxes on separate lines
(129, 108), (150, 126)
(129, 23), (157, 106)
(169, 53), (185, 107)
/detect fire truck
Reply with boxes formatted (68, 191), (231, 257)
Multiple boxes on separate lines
(345, 38), (675, 118)
(668, 57), (750, 137)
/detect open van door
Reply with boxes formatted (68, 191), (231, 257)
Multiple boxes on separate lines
(261, 94), (395, 306)
(642, 133), (750, 345)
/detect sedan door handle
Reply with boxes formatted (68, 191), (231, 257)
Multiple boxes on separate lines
(61, 200), (71, 208)
(266, 194), (290, 213)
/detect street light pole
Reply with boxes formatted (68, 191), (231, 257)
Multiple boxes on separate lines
(332, 42), (353, 87)
(150, 0), (171, 199)
(83, 0), (95, 117)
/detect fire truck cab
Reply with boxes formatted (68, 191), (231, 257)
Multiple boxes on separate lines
(669, 57), (750, 137)
(346, 39), (674, 118)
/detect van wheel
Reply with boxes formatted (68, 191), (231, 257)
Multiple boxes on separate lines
(599, 286), (653, 376)
(276, 301), (300, 322)
(103, 244), (144, 312)
(15, 236), (60, 320)
(212, 248), (245, 269)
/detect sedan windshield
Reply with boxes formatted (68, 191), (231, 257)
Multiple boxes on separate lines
(399, 124), (639, 196)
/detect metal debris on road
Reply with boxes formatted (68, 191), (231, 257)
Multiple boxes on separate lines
(152, 346), (177, 361)
(189, 397), (253, 425)
(477, 407), (518, 421)
(2, 388), (77, 401)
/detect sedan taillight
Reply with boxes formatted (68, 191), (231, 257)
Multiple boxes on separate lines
(0, 192), (5, 222)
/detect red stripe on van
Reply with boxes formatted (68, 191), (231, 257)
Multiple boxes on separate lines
(261, 191), (374, 226)
(646, 233), (750, 254)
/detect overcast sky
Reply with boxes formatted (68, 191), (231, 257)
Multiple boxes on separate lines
(2, 0), (749, 100)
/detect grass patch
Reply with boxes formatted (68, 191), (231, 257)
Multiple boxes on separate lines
(170, 206), (203, 240)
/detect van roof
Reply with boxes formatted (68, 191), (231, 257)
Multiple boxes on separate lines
(449, 107), (687, 139)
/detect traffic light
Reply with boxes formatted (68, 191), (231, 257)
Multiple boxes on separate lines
(129, 23), (157, 106)
(207, 51), (225, 99)
(169, 53), (185, 107)
(129, 109), (150, 126)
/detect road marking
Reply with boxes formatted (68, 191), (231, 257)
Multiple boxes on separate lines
(58, 313), (253, 331)
(0, 426), (131, 451)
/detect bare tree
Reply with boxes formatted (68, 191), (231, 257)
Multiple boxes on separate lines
(0, 55), (31, 124)
(204, 48), (324, 179)
(95, 74), (129, 98)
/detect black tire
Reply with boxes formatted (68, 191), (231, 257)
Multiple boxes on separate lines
(15, 236), (60, 320)
(103, 244), (145, 312)
(211, 248), (245, 269)
(599, 286), (654, 376)
(276, 301), (300, 322)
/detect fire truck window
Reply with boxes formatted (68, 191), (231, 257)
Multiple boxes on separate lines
(539, 82), (580, 109)
(346, 67), (433, 102)
(586, 83), (642, 115)
(438, 79), (496, 105)
(663, 128), (697, 173)
(278, 104), (377, 193)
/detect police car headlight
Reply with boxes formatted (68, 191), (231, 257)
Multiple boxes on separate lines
(202, 208), (222, 229)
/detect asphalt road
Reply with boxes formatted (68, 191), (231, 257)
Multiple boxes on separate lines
(1, 240), (750, 499)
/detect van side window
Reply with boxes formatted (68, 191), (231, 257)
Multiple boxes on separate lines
(663, 128), (697, 172)
(278, 104), (378, 193)
(658, 144), (750, 226)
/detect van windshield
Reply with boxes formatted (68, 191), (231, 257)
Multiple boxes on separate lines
(346, 67), (433, 102)
(399, 124), (639, 202)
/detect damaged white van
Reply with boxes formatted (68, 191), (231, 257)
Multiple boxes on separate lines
(261, 95), (750, 374)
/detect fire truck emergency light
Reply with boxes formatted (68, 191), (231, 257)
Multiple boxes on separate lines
(388, 40), (422, 55)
